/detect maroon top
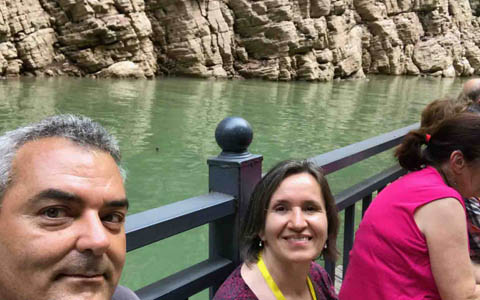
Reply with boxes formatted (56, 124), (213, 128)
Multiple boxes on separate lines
(213, 262), (338, 300)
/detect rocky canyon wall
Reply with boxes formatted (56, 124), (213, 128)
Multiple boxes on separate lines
(1, 0), (480, 80)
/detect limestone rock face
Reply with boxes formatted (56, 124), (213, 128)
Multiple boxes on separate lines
(393, 13), (423, 45)
(96, 60), (145, 78)
(413, 39), (452, 72)
(0, 0), (480, 80)
(0, 0), (56, 76)
(354, 0), (388, 21)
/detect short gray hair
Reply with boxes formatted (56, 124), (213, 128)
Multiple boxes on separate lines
(0, 114), (125, 201)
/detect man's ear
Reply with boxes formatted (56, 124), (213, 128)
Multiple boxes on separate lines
(449, 150), (466, 175)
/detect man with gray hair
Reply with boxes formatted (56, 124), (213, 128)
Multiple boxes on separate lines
(458, 79), (480, 105)
(0, 114), (139, 300)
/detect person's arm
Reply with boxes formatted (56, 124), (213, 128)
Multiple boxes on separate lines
(414, 197), (480, 300)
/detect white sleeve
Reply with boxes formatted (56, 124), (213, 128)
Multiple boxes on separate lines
(112, 285), (141, 300)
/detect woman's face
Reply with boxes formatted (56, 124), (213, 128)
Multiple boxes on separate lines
(259, 172), (328, 264)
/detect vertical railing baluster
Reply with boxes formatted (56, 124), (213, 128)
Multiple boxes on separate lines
(343, 204), (355, 278)
(207, 117), (263, 298)
(325, 259), (336, 285)
(362, 194), (372, 217)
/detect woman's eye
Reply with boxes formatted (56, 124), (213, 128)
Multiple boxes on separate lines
(42, 207), (67, 218)
(273, 205), (287, 213)
(305, 205), (320, 213)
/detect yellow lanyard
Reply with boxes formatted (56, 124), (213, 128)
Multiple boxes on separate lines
(257, 252), (317, 300)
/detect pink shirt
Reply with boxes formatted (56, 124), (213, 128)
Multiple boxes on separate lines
(339, 166), (464, 300)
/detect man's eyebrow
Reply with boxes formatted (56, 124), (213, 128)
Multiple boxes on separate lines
(28, 189), (129, 209)
(29, 188), (81, 204)
(107, 199), (129, 210)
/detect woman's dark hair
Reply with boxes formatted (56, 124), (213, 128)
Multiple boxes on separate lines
(240, 159), (339, 264)
(396, 113), (480, 171)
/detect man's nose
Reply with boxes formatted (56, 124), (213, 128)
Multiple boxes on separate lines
(76, 212), (110, 256)
(289, 208), (308, 230)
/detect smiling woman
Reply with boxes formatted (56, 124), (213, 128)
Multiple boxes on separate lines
(213, 159), (339, 300)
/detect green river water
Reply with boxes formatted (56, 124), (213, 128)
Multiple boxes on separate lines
(0, 75), (469, 298)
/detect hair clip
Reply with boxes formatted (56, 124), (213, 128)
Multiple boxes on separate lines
(425, 133), (431, 143)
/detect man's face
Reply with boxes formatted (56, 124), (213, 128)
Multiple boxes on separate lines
(0, 137), (128, 300)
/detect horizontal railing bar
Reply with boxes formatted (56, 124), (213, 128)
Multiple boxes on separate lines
(136, 257), (234, 300)
(309, 123), (418, 174)
(334, 164), (406, 211)
(126, 192), (236, 252)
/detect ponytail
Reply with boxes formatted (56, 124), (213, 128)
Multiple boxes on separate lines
(396, 113), (480, 171)
(395, 129), (428, 171)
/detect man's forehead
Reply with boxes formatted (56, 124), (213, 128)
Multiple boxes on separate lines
(14, 137), (112, 170)
(3, 136), (126, 208)
(11, 137), (123, 189)
(18, 137), (95, 156)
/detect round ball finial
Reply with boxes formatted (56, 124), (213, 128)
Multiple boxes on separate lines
(215, 117), (253, 155)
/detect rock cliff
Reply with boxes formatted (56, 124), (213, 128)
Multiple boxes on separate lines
(1, 0), (480, 80)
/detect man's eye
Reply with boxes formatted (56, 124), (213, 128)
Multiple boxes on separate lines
(102, 213), (125, 224)
(42, 207), (68, 218)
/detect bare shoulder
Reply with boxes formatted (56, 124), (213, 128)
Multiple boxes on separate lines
(414, 197), (465, 234)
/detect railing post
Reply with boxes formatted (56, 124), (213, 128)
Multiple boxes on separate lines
(207, 117), (263, 298)
(362, 194), (372, 217)
(343, 205), (355, 277)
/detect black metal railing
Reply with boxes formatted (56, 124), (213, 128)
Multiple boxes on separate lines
(125, 117), (419, 300)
